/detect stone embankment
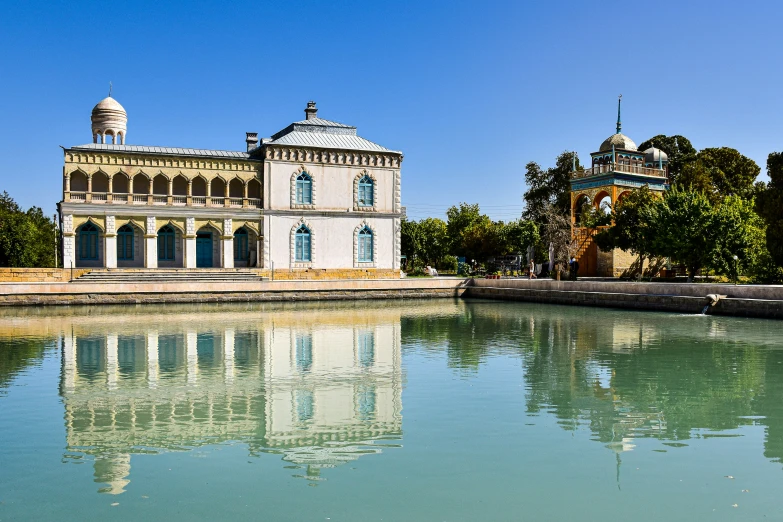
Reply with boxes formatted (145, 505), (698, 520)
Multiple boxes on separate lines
(463, 278), (783, 319)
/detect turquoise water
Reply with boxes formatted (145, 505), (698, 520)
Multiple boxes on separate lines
(0, 299), (781, 521)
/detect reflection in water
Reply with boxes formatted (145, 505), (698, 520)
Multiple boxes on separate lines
(55, 304), (404, 494)
(0, 299), (782, 504)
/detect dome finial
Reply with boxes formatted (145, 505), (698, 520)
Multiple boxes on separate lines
(108, 81), (112, 98)
(616, 94), (622, 134)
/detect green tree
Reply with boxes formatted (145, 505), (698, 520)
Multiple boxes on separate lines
(417, 217), (449, 267)
(637, 135), (697, 184)
(0, 192), (56, 268)
(757, 152), (783, 266)
(502, 220), (539, 256)
(677, 147), (760, 204)
(522, 151), (578, 223)
(400, 218), (422, 268)
(594, 185), (658, 278)
(709, 195), (766, 279)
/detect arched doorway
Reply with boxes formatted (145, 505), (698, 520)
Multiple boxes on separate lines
(196, 227), (217, 267)
(234, 227), (249, 265)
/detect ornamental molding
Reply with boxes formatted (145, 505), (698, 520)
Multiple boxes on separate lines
(353, 170), (378, 212)
(289, 217), (315, 268)
(290, 165), (316, 210)
(265, 146), (402, 168)
(353, 220), (378, 268)
(65, 151), (259, 172)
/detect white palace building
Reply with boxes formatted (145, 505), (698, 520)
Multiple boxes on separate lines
(59, 97), (403, 278)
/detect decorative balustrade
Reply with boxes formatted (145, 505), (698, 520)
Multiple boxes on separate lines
(66, 192), (263, 209)
(572, 163), (667, 179)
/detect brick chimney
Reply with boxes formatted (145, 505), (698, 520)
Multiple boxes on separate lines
(245, 132), (258, 152)
(305, 101), (318, 120)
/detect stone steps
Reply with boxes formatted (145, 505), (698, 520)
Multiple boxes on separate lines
(73, 269), (265, 283)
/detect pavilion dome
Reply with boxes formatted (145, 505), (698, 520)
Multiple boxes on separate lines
(644, 146), (668, 164)
(599, 133), (637, 152)
(91, 96), (127, 144)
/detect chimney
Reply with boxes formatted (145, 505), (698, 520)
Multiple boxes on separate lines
(305, 101), (318, 120)
(245, 132), (258, 152)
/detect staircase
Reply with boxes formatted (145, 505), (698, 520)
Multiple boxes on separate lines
(73, 268), (266, 284)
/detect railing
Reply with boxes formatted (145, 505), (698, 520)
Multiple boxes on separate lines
(132, 194), (148, 204)
(152, 195), (168, 205)
(70, 192), (86, 201)
(91, 193), (107, 202)
(112, 193), (128, 203)
(229, 198), (243, 207)
(66, 192), (264, 209)
(191, 196), (206, 206)
(248, 198), (261, 208)
(172, 195), (187, 206)
(211, 197), (225, 206)
(572, 163), (667, 179)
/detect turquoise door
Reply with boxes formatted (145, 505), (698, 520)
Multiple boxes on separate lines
(196, 233), (213, 267)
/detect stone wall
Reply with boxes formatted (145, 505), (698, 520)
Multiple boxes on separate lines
(0, 268), (91, 283)
(265, 268), (400, 280)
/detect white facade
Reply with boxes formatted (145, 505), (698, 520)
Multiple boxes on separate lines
(59, 99), (403, 274)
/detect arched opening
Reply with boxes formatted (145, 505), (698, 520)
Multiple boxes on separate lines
(358, 175), (373, 207)
(196, 226), (218, 268)
(76, 222), (103, 267)
(157, 224), (176, 262)
(616, 191), (632, 206)
(192, 177), (207, 197)
(247, 178), (261, 201)
(70, 171), (88, 192)
(296, 173), (312, 205)
(234, 227), (249, 263)
(211, 178), (226, 199)
(594, 191), (612, 214)
(117, 131), (124, 145)
(105, 130), (115, 145)
(152, 174), (168, 195)
(132, 175), (150, 194)
(358, 226), (373, 262)
(295, 225), (311, 262)
(573, 194), (591, 225)
(172, 175), (188, 196)
(92, 172), (109, 193)
(229, 178), (243, 198)
(112, 173), (129, 194)
(117, 224), (135, 262)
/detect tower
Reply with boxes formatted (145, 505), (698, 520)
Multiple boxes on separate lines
(91, 93), (127, 145)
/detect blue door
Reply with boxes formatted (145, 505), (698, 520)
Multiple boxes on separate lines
(196, 233), (213, 267)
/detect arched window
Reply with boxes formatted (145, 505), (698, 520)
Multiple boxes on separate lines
(358, 226), (373, 262)
(78, 223), (99, 260)
(234, 227), (249, 261)
(295, 334), (313, 372)
(358, 331), (374, 367)
(117, 225), (134, 261)
(358, 175), (373, 207)
(158, 225), (175, 261)
(296, 173), (312, 205)
(295, 225), (311, 262)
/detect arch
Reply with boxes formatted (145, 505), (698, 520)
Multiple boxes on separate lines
(152, 174), (168, 195)
(229, 178), (244, 198)
(355, 171), (376, 210)
(233, 227), (249, 262)
(211, 177), (226, 198)
(573, 194), (591, 225)
(192, 175), (207, 197)
(132, 173), (150, 194)
(116, 131), (125, 145)
(172, 174), (188, 196)
(195, 224), (219, 268)
(157, 224), (176, 261)
(290, 167), (315, 208)
(290, 219), (315, 265)
(71, 170), (88, 192)
(77, 222), (100, 261)
(104, 130), (115, 145)
(92, 171), (109, 193)
(247, 178), (261, 200)
(354, 222), (375, 265)
(616, 190), (633, 205)
(594, 190), (612, 214)
(117, 224), (135, 261)
(112, 172), (130, 194)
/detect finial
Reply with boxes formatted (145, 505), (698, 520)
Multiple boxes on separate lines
(616, 94), (622, 134)
(572, 152), (576, 172)
(109, 81), (112, 98)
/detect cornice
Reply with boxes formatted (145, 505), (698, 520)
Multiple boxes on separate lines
(260, 145), (402, 168)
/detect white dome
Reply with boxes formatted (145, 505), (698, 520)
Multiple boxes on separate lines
(91, 96), (127, 144)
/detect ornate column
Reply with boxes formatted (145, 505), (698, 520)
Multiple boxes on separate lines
(167, 179), (173, 205)
(224, 182), (230, 208)
(185, 217), (196, 268)
(107, 175), (113, 203)
(86, 174), (93, 203)
(222, 218), (234, 268)
(187, 179), (193, 206)
(64, 172), (71, 202)
(147, 178), (154, 205)
(62, 214), (75, 269)
(242, 182), (249, 208)
(206, 180), (212, 207)
(104, 215), (117, 268)
(127, 175), (134, 204)
(145, 216), (158, 268)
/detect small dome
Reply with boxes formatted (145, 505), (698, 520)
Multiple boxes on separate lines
(91, 96), (127, 144)
(599, 133), (637, 152)
(644, 147), (668, 164)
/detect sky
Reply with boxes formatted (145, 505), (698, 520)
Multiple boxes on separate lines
(1, 0), (781, 222)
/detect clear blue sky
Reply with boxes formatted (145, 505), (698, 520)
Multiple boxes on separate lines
(1, 0), (781, 222)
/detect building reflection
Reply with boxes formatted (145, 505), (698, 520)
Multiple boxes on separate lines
(56, 304), (406, 494)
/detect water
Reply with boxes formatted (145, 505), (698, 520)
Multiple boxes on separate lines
(0, 299), (781, 521)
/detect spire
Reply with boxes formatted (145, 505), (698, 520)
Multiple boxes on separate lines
(109, 81), (112, 98)
(616, 94), (622, 134)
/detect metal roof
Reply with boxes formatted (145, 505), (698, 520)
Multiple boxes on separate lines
(266, 131), (398, 153)
(290, 117), (354, 129)
(69, 143), (253, 159)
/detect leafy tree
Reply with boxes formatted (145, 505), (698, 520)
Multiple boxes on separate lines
(677, 147), (760, 204)
(637, 134), (697, 184)
(594, 185), (658, 278)
(502, 220), (539, 256)
(522, 151), (579, 223)
(417, 218), (449, 267)
(0, 192), (56, 268)
(400, 219), (422, 267)
(757, 152), (783, 266)
(650, 188), (716, 282)
(709, 195), (766, 279)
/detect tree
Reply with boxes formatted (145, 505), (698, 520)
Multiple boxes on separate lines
(677, 147), (760, 204)
(757, 152), (783, 266)
(0, 192), (56, 268)
(502, 220), (539, 256)
(538, 203), (576, 272)
(637, 135), (697, 185)
(417, 218), (449, 267)
(709, 195), (766, 279)
(650, 188), (715, 282)
(594, 185), (658, 278)
(400, 219), (422, 268)
(446, 203), (487, 259)
(522, 151), (579, 223)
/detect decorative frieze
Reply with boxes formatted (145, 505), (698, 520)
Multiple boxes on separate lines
(266, 146), (401, 168)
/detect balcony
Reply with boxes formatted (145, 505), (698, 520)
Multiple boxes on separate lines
(572, 164), (667, 180)
(65, 191), (263, 208)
